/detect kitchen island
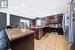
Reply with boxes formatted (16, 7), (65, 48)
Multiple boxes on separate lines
(5, 28), (35, 50)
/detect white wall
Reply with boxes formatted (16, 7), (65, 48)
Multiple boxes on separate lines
(0, 0), (70, 19)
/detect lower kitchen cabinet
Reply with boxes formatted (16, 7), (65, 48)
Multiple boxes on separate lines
(29, 27), (44, 40)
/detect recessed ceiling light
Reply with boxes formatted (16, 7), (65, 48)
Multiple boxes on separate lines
(21, 3), (25, 6)
(52, 5), (56, 8)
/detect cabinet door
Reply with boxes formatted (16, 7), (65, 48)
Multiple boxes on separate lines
(38, 29), (43, 39)
(45, 16), (50, 26)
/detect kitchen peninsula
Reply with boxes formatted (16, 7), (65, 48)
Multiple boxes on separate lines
(30, 26), (63, 40)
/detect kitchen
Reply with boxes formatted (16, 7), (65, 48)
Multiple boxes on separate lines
(0, 0), (75, 50)
(0, 12), (67, 50)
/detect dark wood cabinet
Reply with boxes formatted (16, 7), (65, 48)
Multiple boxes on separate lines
(29, 27), (43, 40)
(43, 26), (51, 34)
(6, 29), (34, 50)
(44, 16), (51, 26)
(44, 14), (63, 34)
(44, 14), (63, 26)
(10, 33), (34, 50)
(58, 27), (63, 35)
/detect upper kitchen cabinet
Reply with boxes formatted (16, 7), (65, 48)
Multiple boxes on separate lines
(57, 14), (63, 24)
(44, 14), (63, 27)
(0, 12), (7, 30)
(51, 14), (63, 24)
(44, 16), (51, 26)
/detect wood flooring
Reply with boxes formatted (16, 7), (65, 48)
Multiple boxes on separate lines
(34, 32), (70, 50)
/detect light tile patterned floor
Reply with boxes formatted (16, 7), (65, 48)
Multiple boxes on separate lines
(34, 32), (70, 50)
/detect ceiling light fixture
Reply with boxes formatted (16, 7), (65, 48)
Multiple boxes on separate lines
(21, 3), (25, 6)
(52, 5), (56, 8)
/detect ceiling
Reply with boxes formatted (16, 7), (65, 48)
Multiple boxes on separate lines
(0, 0), (70, 19)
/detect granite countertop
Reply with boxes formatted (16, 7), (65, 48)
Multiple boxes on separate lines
(5, 28), (35, 41)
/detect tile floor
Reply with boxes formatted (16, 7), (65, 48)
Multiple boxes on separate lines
(34, 32), (70, 50)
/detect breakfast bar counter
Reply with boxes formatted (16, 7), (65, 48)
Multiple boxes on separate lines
(5, 28), (35, 41)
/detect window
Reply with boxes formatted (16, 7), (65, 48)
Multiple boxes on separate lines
(36, 19), (41, 27)
(20, 19), (29, 27)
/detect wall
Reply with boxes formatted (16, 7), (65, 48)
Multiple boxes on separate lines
(10, 14), (33, 27)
